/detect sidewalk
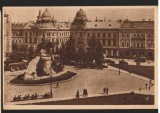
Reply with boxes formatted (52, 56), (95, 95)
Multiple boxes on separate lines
(106, 65), (154, 83)
(7, 89), (153, 105)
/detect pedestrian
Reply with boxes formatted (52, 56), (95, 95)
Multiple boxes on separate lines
(13, 95), (17, 101)
(83, 89), (88, 97)
(56, 81), (59, 88)
(103, 87), (106, 94)
(106, 87), (109, 95)
(76, 90), (80, 99)
(148, 84), (151, 90)
(149, 78), (152, 86)
(145, 83), (148, 90)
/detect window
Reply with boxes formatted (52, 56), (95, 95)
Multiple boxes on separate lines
(148, 33), (151, 37)
(127, 42), (129, 47)
(79, 32), (82, 37)
(122, 42), (125, 47)
(108, 40), (111, 46)
(108, 33), (111, 37)
(19, 40), (21, 44)
(29, 38), (32, 43)
(98, 33), (100, 37)
(25, 32), (28, 36)
(25, 37), (28, 43)
(122, 34), (124, 37)
(148, 43), (151, 48)
(113, 40), (117, 46)
(127, 34), (130, 37)
(88, 33), (90, 37)
(102, 39), (106, 46)
(113, 34), (116, 38)
(137, 43), (139, 47)
(103, 33), (105, 37)
(133, 43), (136, 47)
(141, 43), (144, 47)
(30, 32), (32, 36)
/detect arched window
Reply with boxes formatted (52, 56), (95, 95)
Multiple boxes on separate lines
(133, 43), (136, 47)
(122, 42), (125, 47)
(137, 43), (139, 47)
(127, 42), (129, 47)
(141, 43), (144, 47)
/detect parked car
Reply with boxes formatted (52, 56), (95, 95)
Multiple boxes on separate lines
(119, 60), (128, 65)
(134, 57), (147, 62)
(110, 60), (115, 65)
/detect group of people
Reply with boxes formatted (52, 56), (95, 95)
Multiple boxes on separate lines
(43, 92), (53, 99)
(145, 79), (153, 90)
(76, 88), (88, 99)
(13, 93), (38, 101)
(103, 87), (109, 95)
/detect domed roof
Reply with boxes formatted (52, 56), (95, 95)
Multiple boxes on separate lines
(75, 9), (87, 20)
(42, 8), (51, 18)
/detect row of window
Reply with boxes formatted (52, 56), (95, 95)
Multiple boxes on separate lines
(121, 33), (153, 37)
(86, 39), (117, 46)
(78, 32), (117, 38)
(23, 37), (69, 44)
(121, 42), (154, 48)
(24, 31), (70, 37)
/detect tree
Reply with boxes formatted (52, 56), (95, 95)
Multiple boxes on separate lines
(95, 41), (103, 66)
(10, 50), (22, 63)
(59, 42), (66, 64)
(28, 45), (35, 60)
(87, 34), (97, 62)
(65, 36), (76, 63)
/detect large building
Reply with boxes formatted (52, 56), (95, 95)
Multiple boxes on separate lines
(10, 8), (154, 60)
(12, 8), (71, 52)
(119, 20), (154, 60)
(70, 9), (154, 60)
(3, 13), (12, 61)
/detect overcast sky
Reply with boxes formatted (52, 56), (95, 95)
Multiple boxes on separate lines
(4, 7), (154, 23)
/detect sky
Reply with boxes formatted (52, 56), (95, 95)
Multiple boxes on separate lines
(4, 7), (154, 23)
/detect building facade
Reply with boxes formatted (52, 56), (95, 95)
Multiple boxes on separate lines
(119, 21), (154, 60)
(71, 9), (120, 58)
(71, 9), (154, 60)
(12, 8), (71, 52)
(10, 8), (154, 60)
(4, 13), (12, 61)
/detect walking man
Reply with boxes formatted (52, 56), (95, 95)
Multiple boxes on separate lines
(106, 87), (109, 95)
(103, 87), (106, 94)
(56, 81), (59, 88)
(76, 90), (80, 99)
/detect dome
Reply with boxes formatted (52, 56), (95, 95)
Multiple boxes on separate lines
(75, 9), (87, 20)
(42, 8), (51, 18)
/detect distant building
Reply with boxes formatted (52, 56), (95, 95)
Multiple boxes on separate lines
(119, 20), (154, 60)
(71, 9), (154, 60)
(12, 8), (71, 52)
(71, 9), (120, 58)
(4, 13), (12, 61)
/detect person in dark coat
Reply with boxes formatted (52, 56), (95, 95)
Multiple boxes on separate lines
(106, 87), (109, 95)
(103, 87), (106, 94)
(83, 89), (88, 97)
(56, 81), (59, 88)
(76, 90), (80, 99)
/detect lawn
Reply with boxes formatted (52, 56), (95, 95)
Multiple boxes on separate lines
(10, 71), (77, 85)
(30, 93), (154, 105)
(111, 64), (154, 80)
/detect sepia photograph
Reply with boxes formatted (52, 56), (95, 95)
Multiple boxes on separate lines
(2, 6), (158, 110)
